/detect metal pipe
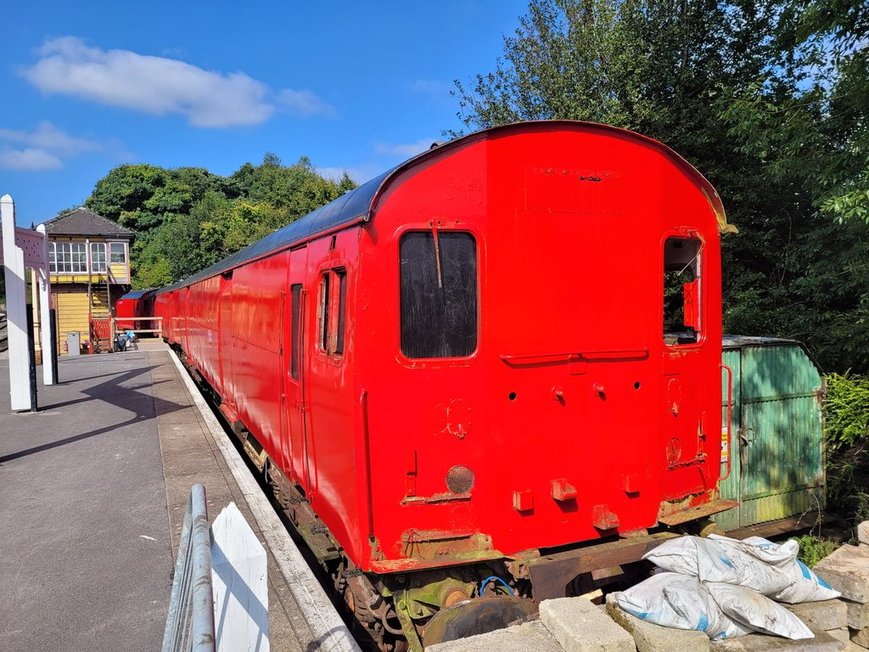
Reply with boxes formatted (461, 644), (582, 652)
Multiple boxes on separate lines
(161, 484), (215, 652)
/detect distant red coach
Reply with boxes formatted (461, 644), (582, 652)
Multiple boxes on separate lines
(154, 121), (735, 649)
(115, 289), (156, 331)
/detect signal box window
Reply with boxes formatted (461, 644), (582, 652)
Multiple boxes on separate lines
(318, 269), (347, 357)
(400, 231), (477, 358)
(663, 236), (702, 345)
(110, 242), (127, 264)
(90, 242), (107, 273)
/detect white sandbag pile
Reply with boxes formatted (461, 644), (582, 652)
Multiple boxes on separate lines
(609, 534), (841, 641)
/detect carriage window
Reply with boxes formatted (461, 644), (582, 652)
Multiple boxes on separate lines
(291, 284), (302, 380)
(318, 269), (347, 357)
(319, 273), (330, 351)
(400, 231), (477, 358)
(663, 236), (702, 345)
(335, 269), (347, 355)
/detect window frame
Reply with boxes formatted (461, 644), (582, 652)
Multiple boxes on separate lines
(316, 266), (348, 360)
(90, 242), (107, 274)
(662, 231), (705, 348)
(290, 284), (302, 380)
(395, 224), (481, 365)
(50, 241), (88, 274)
(109, 241), (127, 264)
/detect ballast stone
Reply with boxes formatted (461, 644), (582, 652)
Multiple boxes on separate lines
(815, 546), (869, 604)
(709, 628), (845, 652)
(425, 620), (563, 652)
(605, 594), (709, 652)
(785, 601), (849, 631)
(540, 597), (636, 652)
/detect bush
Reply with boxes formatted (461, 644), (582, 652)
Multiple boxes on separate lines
(795, 535), (840, 568)
(824, 373), (869, 530)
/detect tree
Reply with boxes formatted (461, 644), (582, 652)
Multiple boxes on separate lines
(454, 0), (869, 372)
(88, 153), (357, 288)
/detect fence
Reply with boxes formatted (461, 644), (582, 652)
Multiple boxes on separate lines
(162, 484), (216, 652)
(112, 315), (163, 337)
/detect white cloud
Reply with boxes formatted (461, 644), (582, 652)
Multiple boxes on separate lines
(0, 147), (63, 171)
(374, 138), (440, 158)
(0, 121), (100, 156)
(22, 37), (334, 128)
(277, 89), (336, 118)
(0, 122), (110, 171)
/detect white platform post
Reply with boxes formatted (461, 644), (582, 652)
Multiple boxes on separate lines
(1, 194), (32, 411)
(36, 224), (55, 385)
(211, 502), (269, 652)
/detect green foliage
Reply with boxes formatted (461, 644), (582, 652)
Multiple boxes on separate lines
(795, 535), (840, 568)
(86, 154), (356, 288)
(455, 0), (869, 373)
(824, 372), (869, 527)
(825, 373), (869, 451)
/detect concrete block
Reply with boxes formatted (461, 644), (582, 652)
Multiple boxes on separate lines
(606, 595), (709, 652)
(540, 597), (635, 652)
(709, 629), (845, 651)
(815, 546), (869, 603)
(852, 626), (869, 649)
(785, 601), (849, 631)
(426, 620), (564, 652)
(825, 629), (864, 652)
(858, 522), (869, 547)
(845, 601), (869, 629)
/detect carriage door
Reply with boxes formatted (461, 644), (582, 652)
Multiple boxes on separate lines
(283, 247), (312, 491)
(661, 235), (706, 493)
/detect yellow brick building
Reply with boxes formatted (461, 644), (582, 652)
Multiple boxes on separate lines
(43, 208), (134, 353)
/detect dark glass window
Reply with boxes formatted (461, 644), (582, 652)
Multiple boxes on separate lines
(400, 231), (477, 358)
(291, 284), (302, 380)
(319, 273), (330, 351)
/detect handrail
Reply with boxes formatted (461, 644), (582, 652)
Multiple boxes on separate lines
(500, 348), (649, 365)
(162, 484), (215, 652)
(112, 316), (163, 337)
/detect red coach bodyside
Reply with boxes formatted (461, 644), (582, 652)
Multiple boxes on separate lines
(153, 121), (732, 582)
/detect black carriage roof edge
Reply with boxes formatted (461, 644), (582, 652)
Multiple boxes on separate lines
(157, 120), (732, 294)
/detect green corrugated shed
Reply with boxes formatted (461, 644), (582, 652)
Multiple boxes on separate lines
(713, 336), (825, 531)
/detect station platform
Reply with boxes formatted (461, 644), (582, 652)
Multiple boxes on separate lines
(0, 344), (345, 651)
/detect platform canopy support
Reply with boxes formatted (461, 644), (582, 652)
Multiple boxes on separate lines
(1, 194), (55, 412)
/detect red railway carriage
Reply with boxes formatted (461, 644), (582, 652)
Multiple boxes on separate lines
(115, 289), (157, 330)
(155, 120), (734, 648)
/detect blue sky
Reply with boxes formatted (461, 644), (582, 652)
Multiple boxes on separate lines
(0, 1), (527, 225)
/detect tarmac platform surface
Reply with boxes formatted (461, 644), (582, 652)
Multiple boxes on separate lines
(0, 345), (318, 651)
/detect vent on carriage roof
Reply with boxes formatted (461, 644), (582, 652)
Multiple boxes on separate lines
(42, 207), (134, 238)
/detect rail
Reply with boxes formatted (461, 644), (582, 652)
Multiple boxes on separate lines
(162, 484), (215, 652)
(112, 316), (163, 337)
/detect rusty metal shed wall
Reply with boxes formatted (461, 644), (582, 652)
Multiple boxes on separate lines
(714, 339), (824, 531)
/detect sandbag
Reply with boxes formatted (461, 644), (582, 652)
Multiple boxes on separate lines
(643, 536), (795, 596)
(706, 582), (814, 639)
(709, 534), (840, 603)
(611, 572), (752, 640)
